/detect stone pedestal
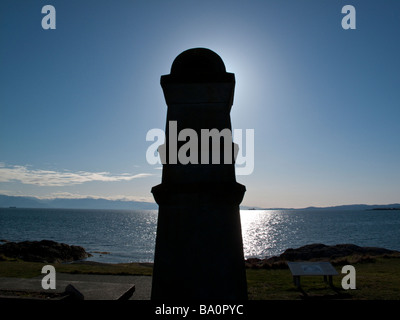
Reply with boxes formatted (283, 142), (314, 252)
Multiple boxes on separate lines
(151, 48), (247, 300)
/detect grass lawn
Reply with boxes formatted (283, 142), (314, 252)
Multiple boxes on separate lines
(0, 259), (153, 278)
(1, 256), (399, 299)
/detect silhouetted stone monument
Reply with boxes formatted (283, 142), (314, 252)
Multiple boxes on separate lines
(151, 48), (247, 300)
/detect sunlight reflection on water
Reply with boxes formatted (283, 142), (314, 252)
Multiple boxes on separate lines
(240, 209), (400, 259)
(241, 209), (330, 258)
(241, 210), (292, 258)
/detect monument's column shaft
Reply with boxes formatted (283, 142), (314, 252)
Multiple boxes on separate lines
(151, 48), (247, 300)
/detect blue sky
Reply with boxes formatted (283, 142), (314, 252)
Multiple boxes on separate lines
(1, 0), (399, 208)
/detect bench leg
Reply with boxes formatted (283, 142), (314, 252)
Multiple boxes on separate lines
(293, 276), (301, 288)
(323, 275), (335, 287)
(328, 275), (334, 288)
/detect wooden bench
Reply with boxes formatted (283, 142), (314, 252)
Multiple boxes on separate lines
(287, 261), (338, 291)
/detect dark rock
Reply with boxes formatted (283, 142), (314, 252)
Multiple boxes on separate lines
(277, 243), (398, 261)
(245, 243), (400, 269)
(0, 240), (92, 263)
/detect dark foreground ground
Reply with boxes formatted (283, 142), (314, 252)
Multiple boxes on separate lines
(1, 242), (400, 300)
(1, 255), (400, 300)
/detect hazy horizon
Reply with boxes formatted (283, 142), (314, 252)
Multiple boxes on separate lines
(1, 193), (400, 211)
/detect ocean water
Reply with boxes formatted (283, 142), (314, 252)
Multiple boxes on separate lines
(0, 208), (399, 263)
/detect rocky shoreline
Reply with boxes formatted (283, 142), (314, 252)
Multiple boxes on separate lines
(245, 243), (400, 269)
(0, 240), (92, 263)
(1, 240), (399, 266)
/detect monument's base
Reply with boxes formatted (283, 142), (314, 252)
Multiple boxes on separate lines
(151, 183), (247, 300)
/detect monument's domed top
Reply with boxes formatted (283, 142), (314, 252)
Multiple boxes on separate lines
(171, 48), (226, 77)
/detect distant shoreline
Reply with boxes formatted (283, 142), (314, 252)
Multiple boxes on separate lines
(2, 205), (400, 211)
(368, 207), (400, 211)
(1, 194), (399, 211)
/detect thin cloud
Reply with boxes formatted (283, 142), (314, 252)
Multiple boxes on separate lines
(0, 164), (153, 187)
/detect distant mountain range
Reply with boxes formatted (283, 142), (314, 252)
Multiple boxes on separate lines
(243, 204), (400, 211)
(0, 194), (157, 210)
(0, 194), (399, 211)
